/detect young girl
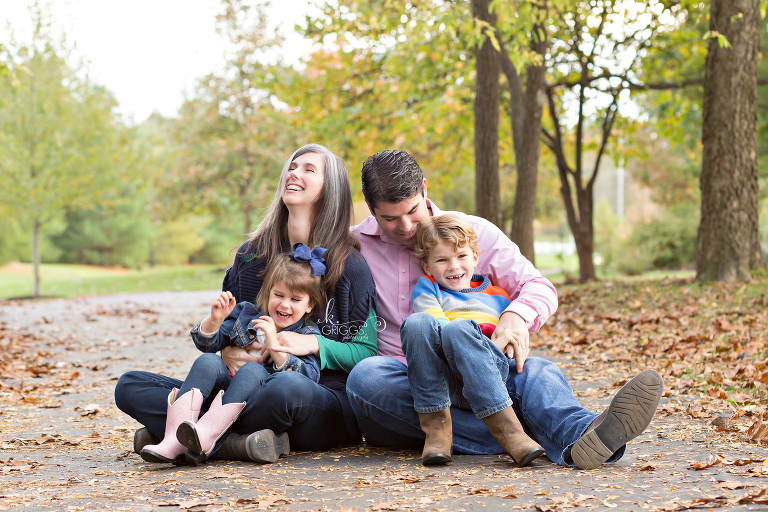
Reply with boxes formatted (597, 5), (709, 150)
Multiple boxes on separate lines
(140, 243), (327, 466)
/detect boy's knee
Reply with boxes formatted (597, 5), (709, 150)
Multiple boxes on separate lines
(400, 312), (436, 335)
(401, 313), (440, 353)
(441, 318), (477, 338)
(440, 319), (483, 351)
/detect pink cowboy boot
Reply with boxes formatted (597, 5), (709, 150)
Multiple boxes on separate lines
(140, 388), (203, 464)
(176, 389), (246, 466)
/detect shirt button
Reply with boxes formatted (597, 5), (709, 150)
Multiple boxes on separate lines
(402, 269), (406, 273)
(401, 295), (406, 300)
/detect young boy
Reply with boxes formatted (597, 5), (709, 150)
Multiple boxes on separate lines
(403, 213), (545, 466)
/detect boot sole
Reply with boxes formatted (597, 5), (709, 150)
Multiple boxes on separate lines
(571, 369), (663, 470)
(246, 429), (290, 463)
(514, 447), (545, 467)
(139, 448), (187, 466)
(176, 421), (206, 466)
(422, 452), (452, 465)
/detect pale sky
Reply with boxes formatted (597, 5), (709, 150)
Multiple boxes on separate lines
(1, 0), (313, 123)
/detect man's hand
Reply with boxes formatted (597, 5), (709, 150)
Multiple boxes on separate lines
(221, 345), (263, 375)
(491, 312), (529, 373)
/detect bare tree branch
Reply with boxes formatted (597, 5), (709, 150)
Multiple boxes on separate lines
(588, 91), (620, 190)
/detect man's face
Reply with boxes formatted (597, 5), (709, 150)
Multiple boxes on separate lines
(369, 180), (430, 246)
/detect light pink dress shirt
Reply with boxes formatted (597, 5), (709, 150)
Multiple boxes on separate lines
(351, 200), (558, 363)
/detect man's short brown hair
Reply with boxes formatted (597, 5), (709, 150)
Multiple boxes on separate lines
(414, 213), (481, 262)
(361, 150), (424, 210)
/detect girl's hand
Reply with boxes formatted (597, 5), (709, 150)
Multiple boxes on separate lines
(270, 332), (320, 357)
(201, 291), (237, 333)
(221, 345), (263, 375)
(251, 316), (278, 349)
(211, 291), (236, 324)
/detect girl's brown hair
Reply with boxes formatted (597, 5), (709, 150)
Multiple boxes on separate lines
(256, 252), (326, 320)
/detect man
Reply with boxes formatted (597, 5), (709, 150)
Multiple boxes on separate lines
(347, 150), (663, 469)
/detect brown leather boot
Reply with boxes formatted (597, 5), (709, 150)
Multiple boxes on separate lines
(482, 406), (544, 467)
(208, 430), (290, 463)
(133, 427), (159, 455)
(418, 410), (453, 465)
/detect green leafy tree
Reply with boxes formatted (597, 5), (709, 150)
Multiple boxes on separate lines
(538, 0), (719, 282)
(282, 1), (477, 208)
(159, 0), (303, 236)
(0, 6), (133, 296)
(50, 195), (154, 269)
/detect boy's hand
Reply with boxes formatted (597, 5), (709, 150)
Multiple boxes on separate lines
(211, 291), (236, 323)
(492, 312), (529, 373)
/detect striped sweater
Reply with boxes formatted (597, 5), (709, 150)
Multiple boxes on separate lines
(411, 274), (512, 337)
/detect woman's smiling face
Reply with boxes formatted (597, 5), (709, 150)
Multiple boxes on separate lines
(282, 152), (325, 207)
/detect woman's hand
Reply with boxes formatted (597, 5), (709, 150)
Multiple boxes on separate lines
(221, 345), (263, 375)
(492, 312), (529, 373)
(270, 332), (320, 357)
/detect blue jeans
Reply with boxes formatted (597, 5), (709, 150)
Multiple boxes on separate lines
(115, 368), (350, 454)
(401, 313), (513, 418)
(178, 353), (268, 405)
(347, 355), (623, 465)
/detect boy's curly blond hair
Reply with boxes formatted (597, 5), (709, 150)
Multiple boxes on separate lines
(414, 213), (481, 262)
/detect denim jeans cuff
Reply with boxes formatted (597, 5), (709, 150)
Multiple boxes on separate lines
(474, 398), (514, 419)
(414, 402), (451, 414)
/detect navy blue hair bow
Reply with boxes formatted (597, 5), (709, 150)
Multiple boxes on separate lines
(289, 243), (328, 277)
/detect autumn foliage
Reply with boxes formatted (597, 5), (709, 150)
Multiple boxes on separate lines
(537, 275), (768, 443)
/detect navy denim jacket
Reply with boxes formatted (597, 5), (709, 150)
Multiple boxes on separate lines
(190, 301), (321, 382)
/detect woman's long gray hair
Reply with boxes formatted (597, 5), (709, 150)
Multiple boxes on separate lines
(246, 144), (359, 291)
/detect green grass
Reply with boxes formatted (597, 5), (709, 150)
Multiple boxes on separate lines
(0, 258), (703, 301)
(0, 263), (225, 300)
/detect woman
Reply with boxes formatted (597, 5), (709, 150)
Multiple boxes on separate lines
(115, 144), (378, 462)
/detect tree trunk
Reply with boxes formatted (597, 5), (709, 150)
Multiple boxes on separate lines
(471, 0), (501, 228)
(506, 30), (548, 264)
(244, 208), (252, 237)
(33, 219), (41, 298)
(575, 190), (596, 282)
(696, 0), (764, 282)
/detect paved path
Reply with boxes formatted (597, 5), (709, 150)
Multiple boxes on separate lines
(0, 292), (766, 511)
